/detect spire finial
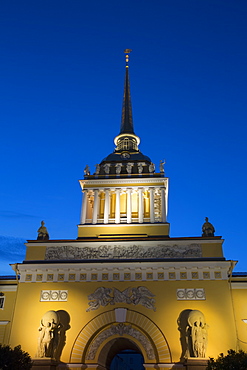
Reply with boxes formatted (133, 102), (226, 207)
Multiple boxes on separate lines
(119, 49), (134, 134)
(124, 49), (132, 67)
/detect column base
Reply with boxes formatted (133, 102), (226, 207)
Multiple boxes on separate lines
(32, 358), (59, 370)
(184, 357), (209, 370)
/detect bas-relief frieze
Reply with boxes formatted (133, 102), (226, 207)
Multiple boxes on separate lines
(45, 243), (202, 260)
(87, 286), (156, 312)
(86, 323), (155, 360)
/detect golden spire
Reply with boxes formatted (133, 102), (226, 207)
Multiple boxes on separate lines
(120, 49), (134, 134)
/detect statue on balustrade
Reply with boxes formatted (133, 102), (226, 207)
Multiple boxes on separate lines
(115, 163), (123, 174)
(126, 162), (134, 174)
(84, 165), (90, 176)
(37, 221), (49, 240)
(159, 159), (165, 173)
(103, 163), (111, 174)
(95, 164), (100, 175)
(202, 217), (215, 237)
(137, 162), (144, 174)
(149, 162), (155, 173)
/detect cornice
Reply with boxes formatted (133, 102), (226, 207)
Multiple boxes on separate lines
(0, 285), (17, 292)
(231, 282), (247, 289)
(26, 237), (224, 247)
(79, 177), (168, 187)
(17, 260), (232, 283)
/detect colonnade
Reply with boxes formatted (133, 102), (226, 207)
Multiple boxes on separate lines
(80, 187), (167, 224)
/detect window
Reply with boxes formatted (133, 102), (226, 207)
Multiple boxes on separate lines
(0, 294), (5, 309)
(123, 138), (129, 150)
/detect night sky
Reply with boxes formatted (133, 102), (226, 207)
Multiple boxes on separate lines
(1, 0), (247, 275)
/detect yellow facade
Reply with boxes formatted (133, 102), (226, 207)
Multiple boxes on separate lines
(1, 56), (247, 370)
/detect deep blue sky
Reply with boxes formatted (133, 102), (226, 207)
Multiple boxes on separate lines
(1, 0), (247, 274)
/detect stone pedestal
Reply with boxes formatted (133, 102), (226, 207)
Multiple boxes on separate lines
(184, 357), (209, 370)
(32, 358), (59, 370)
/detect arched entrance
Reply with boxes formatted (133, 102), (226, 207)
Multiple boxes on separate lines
(70, 308), (172, 369)
(101, 338), (144, 370)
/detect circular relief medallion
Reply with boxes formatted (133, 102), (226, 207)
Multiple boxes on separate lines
(186, 290), (195, 299)
(41, 291), (50, 300)
(60, 291), (68, 300)
(196, 289), (204, 299)
(51, 291), (59, 300)
(121, 152), (130, 159)
(177, 290), (185, 299)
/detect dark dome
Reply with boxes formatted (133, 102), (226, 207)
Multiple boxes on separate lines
(101, 151), (151, 163)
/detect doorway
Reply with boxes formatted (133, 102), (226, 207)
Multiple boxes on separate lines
(110, 349), (144, 370)
(98, 337), (144, 370)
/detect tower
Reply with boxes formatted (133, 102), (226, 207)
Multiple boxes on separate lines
(1, 52), (247, 370)
(78, 50), (169, 239)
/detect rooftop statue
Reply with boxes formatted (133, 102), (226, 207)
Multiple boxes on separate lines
(149, 162), (155, 173)
(37, 221), (49, 240)
(137, 162), (144, 174)
(160, 160), (165, 173)
(95, 164), (100, 175)
(202, 217), (215, 237)
(115, 163), (123, 174)
(103, 163), (110, 174)
(126, 162), (134, 174)
(84, 165), (90, 176)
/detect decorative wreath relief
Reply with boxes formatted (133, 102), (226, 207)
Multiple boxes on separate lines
(87, 286), (156, 311)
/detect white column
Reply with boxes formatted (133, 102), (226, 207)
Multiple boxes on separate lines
(149, 187), (155, 223)
(127, 188), (132, 224)
(138, 188), (144, 223)
(161, 186), (167, 222)
(104, 189), (110, 224)
(92, 189), (99, 224)
(80, 190), (88, 224)
(115, 188), (121, 224)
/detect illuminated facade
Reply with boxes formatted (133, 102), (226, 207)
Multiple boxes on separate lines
(1, 53), (247, 370)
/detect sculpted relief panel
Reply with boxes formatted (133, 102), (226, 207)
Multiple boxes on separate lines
(86, 323), (155, 360)
(87, 286), (156, 312)
(45, 243), (202, 260)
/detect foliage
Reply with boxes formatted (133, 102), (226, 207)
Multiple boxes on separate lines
(206, 349), (247, 370)
(0, 344), (32, 370)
